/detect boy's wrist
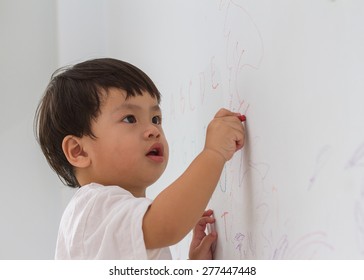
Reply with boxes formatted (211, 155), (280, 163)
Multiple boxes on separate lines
(201, 148), (227, 165)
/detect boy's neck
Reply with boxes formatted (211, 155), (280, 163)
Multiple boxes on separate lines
(124, 186), (146, 198)
(78, 177), (147, 197)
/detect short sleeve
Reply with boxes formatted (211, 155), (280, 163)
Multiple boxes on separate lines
(55, 184), (171, 259)
(82, 185), (152, 259)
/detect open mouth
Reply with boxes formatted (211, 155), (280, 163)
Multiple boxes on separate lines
(146, 143), (164, 162)
(147, 149), (161, 156)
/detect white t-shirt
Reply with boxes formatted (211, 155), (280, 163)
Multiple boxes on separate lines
(55, 183), (172, 259)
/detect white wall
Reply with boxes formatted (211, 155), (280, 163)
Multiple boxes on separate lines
(57, 0), (109, 65)
(0, 0), (66, 259)
(3, 0), (363, 260)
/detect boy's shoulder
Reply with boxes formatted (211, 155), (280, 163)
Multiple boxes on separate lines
(61, 183), (153, 228)
(73, 183), (134, 202)
(77, 183), (130, 195)
(70, 183), (152, 210)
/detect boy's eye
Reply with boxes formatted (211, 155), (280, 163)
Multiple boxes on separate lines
(122, 115), (137, 123)
(152, 115), (162, 125)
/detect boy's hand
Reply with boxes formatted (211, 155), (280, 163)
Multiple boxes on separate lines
(204, 108), (245, 162)
(188, 209), (217, 260)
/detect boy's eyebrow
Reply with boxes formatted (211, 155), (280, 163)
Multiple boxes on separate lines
(151, 104), (162, 112)
(113, 103), (161, 113)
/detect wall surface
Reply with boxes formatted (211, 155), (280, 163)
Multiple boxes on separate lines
(106, 0), (364, 259)
(0, 0), (65, 259)
(2, 0), (363, 260)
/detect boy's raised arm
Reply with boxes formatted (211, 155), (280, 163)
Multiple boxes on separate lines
(143, 109), (245, 249)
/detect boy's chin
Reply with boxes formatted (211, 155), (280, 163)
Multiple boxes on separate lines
(144, 175), (163, 187)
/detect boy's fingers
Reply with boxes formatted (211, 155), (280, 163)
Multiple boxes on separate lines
(214, 108), (240, 118)
(198, 232), (217, 251)
(202, 209), (213, 217)
(195, 216), (215, 231)
(194, 215), (215, 234)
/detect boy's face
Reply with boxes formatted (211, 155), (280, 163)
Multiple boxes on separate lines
(81, 88), (169, 197)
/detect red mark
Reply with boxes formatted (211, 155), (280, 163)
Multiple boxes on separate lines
(238, 115), (246, 122)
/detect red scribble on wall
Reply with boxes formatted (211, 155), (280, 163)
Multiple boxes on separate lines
(221, 211), (229, 242)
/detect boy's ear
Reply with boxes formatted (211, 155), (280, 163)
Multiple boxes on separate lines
(62, 135), (91, 168)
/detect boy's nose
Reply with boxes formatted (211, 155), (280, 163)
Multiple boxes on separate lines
(144, 125), (161, 139)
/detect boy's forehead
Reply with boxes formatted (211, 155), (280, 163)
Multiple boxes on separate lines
(103, 88), (160, 112)
(104, 87), (128, 100)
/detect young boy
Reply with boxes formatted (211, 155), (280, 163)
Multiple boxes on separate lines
(35, 58), (245, 259)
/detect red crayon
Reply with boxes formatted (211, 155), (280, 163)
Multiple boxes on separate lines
(238, 115), (246, 122)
